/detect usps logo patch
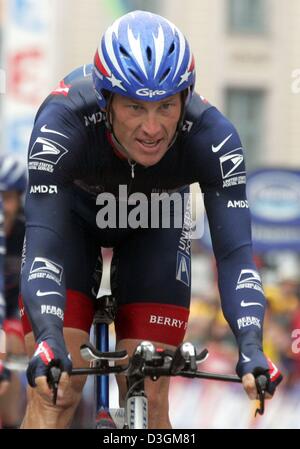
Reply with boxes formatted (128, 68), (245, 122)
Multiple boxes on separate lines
(176, 251), (191, 287)
(29, 137), (68, 165)
(220, 148), (245, 180)
(219, 147), (246, 188)
(28, 257), (63, 285)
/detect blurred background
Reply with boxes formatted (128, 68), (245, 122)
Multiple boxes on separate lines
(0, 0), (300, 429)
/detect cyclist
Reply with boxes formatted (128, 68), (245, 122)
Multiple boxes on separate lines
(0, 154), (27, 427)
(19, 11), (282, 429)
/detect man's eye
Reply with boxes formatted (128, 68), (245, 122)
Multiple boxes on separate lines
(128, 105), (142, 111)
(160, 103), (172, 110)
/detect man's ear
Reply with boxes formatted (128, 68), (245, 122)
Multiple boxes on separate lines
(103, 104), (113, 132)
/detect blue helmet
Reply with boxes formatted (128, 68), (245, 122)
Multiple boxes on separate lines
(93, 10), (196, 109)
(0, 154), (27, 192)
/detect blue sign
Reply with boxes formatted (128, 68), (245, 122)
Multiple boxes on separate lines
(247, 168), (300, 251)
(198, 168), (300, 253)
(5, 116), (35, 156)
(247, 169), (300, 225)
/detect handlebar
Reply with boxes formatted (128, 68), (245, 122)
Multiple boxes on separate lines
(46, 341), (268, 415)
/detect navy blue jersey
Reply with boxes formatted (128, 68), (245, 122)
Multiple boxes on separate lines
(21, 64), (266, 351)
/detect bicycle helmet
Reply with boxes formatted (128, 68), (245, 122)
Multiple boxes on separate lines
(0, 154), (27, 192)
(93, 10), (195, 109)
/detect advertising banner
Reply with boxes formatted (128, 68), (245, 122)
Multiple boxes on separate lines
(199, 168), (300, 253)
(2, 0), (55, 157)
(247, 168), (300, 251)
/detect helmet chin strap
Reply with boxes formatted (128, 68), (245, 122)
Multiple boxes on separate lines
(110, 131), (133, 161)
(105, 106), (138, 177)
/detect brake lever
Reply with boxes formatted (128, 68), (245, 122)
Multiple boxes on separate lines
(47, 365), (62, 405)
(255, 374), (268, 417)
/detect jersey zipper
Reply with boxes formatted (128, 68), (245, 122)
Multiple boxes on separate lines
(128, 159), (137, 196)
(129, 159), (137, 179)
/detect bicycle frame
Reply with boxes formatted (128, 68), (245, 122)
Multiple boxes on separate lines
(85, 294), (152, 429)
(94, 320), (111, 425)
(92, 293), (125, 429)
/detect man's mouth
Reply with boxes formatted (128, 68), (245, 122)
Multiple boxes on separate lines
(136, 138), (163, 149)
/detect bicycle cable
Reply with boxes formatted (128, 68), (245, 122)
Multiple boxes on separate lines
(124, 378), (145, 404)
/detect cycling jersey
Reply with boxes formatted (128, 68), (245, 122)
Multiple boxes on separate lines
(20, 64), (267, 355)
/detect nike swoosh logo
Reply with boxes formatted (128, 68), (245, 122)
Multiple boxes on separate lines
(241, 300), (264, 308)
(40, 125), (69, 139)
(36, 290), (63, 297)
(241, 352), (251, 363)
(211, 133), (233, 153)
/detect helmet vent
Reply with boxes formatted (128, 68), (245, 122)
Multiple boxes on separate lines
(146, 46), (152, 63)
(129, 68), (143, 84)
(168, 42), (175, 55)
(159, 68), (171, 84)
(120, 45), (130, 59)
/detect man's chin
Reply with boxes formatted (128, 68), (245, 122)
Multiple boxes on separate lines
(137, 154), (164, 167)
(134, 148), (168, 167)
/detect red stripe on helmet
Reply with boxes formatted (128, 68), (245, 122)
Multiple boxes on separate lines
(189, 55), (195, 73)
(94, 51), (110, 77)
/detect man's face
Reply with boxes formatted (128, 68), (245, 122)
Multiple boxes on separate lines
(110, 93), (182, 167)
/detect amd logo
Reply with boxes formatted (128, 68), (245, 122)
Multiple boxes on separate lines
(227, 200), (249, 208)
(84, 112), (105, 127)
(30, 185), (58, 194)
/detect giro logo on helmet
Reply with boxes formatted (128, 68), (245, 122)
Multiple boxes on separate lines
(136, 88), (167, 98)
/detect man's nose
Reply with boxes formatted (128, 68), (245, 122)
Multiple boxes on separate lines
(140, 113), (162, 137)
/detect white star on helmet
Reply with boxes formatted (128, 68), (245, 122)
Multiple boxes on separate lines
(108, 73), (126, 91)
(178, 69), (191, 87)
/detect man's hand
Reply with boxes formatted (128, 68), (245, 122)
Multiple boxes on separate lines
(236, 330), (283, 402)
(26, 339), (73, 403)
(34, 372), (71, 404)
(240, 357), (283, 401)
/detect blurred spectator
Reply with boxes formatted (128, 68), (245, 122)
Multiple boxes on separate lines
(0, 154), (27, 428)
